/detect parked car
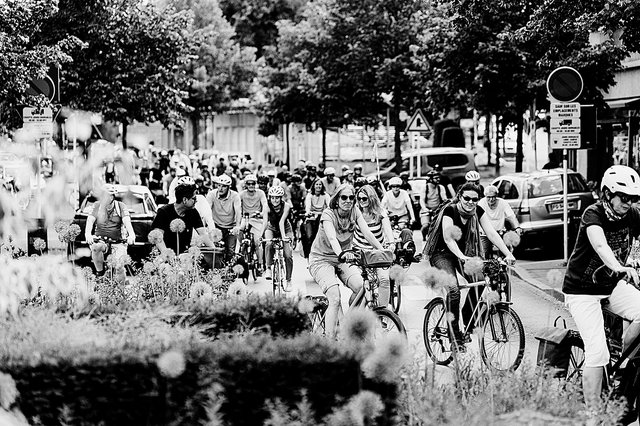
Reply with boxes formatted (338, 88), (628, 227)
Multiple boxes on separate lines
(491, 169), (598, 252)
(71, 185), (158, 265)
(373, 147), (476, 188)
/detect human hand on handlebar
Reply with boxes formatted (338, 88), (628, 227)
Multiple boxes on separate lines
(504, 253), (516, 265)
(618, 265), (639, 286)
(342, 252), (357, 262)
(126, 234), (136, 245)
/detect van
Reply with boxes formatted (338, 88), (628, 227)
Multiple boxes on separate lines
(375, 147), (476, 187)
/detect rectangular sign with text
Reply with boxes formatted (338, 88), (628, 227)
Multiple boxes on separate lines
(551, 134), (581, 149)
(551, 102), (581, 118)
(550, 118), (581, 134)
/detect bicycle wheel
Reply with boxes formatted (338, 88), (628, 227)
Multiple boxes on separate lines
(479, 304), (525, 371)
(372, 307), (407, 340)
(389, 279), (402, 314)
(423, 297), (453, 366)
(272, 261), (281, 296)
(307, 296), (328, 335)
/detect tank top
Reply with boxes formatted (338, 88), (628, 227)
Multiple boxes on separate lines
(267, 201), (292, 232)
(309, 194), (327, 214)
(354, 211), (386, 249)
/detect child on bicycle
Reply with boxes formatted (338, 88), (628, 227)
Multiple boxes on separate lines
(308, 184), (385, 337)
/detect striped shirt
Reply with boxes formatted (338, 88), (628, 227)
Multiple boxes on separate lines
(354, 211), (387, 249)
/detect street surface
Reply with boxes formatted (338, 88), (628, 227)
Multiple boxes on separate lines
(246, 231), (575, 370)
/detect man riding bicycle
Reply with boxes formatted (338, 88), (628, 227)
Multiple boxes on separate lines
(381, 177), (416, 229)
(239, 174), (268, 275)
(477, 185), (521, 257)
(85, 184), (136, 283)
(563, 165), (640, 420)
(207, 174), (242, 262)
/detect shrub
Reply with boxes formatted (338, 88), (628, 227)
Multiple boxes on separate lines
(175, 294), (312, 339)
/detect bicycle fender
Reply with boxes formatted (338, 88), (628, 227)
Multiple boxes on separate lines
(424, 297), (444, 310)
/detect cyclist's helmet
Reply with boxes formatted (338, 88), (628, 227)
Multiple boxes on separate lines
(218, 174), (232, 186)
(355, 177), (367, 188)
(104, 184), (118, 195)
(268, 186), (285, 197)
(267, 169), (277, 177)
(324, 167), (336, 176)
(353, 163), (363, 171)
(257, 175), (269, 185)
(601, 165), (640, 196)
(426, 168), (440, 178)
(465, 170), (481, 182)
(388, 176), (402, 188)
(365, 175), (378, 185)
(244, 174), (257, 183)
(291, 174), (303, 183)
(176, 176), (196, 186)
(399, 171), (410, 179)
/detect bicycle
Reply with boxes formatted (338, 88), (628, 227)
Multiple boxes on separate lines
(422, 258), (525, 371)
(238, 212), (262, 281)
(307, 248), (407, 339)
(263, 237), (290, 296)
(388, 214), (419, 314)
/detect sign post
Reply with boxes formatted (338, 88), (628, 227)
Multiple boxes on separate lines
(547, 67), (583, 262)
(405, 109), (431, 178)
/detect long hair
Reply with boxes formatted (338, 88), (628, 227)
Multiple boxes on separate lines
(310, 178), (325, 196)
(356, 184), (382, 222)
(329, 183), (356, 210)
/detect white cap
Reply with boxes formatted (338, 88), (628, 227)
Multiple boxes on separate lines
(324, 167), (336, 175)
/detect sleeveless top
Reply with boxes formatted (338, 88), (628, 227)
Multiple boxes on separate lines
(354, 211), (386, 249)
(267, 201), (292, 232)
(309, 194), (328, 213)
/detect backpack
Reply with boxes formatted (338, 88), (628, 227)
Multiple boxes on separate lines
(421, 197), (455, 259)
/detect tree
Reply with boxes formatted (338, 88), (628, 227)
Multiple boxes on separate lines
(37, 0), (196, 145)
(0, 0), (82, 133)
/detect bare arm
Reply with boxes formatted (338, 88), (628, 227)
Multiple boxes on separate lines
(381, 215), (394, 245)
(588, 225), (638, 284)
(85, 215), (96, 244)
(279, 203), (290, 238)
(305, 194), (312, 214)
(442, 215), (467, 260)
(480, 214), (515, 260)
(122, 216), (136, 244)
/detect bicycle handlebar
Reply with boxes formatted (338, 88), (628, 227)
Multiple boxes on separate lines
(262, 237), (291, 243)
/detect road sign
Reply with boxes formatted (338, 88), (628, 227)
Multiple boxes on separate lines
(550, 102), (581, 118)
(547, 67), (583, 102)
(551, 118), (581, 133)
(23, 107), (53, 139)
(551, 134), (581, 149)
(25, 76), (56, 102)
(406, 109), (431, 132)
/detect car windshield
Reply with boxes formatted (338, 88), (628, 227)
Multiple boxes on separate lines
(527, 174), (589, 198)
(81, 192), (150, 215)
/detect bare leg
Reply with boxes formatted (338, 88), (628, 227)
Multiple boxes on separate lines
(324, 285), (341, 337)
(582, 366), (604, 411)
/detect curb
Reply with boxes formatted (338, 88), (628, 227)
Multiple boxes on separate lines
(511, 265), (565, 303)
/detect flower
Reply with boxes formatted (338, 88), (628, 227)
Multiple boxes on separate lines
(188, 245), (202, 258)
(341, 309), (377, 343)
(388, 264), (406, 284)
(65, 224), (81, 241)
(463, 256), (484, 276)
(53, 220), (69, 234)
(422, 267), (455, 290)
(147, 229), (164, 245)
(169, 219), (186, 233)
(210, 228), (223, 243)
(160, 248), (175, 261)
(361, 333), (408, 382)
(227, 281), (248, 297)
(143, 262), (156, 274)
(33, 238), (46, 251)
(189, 281), (213, 301)
(503, 230), (521, 248)
(347, 391), (384, 423)
(0, 372), (18, 409)
(156, 350), (186, 378)
(447, 225), (462, 241)
(547, 269), (565, 287)
(297, 297), (315, 314)
(484, 289), (500, 305)
(232, 264), (245, 275)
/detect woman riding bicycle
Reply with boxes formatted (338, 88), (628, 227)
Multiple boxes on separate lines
(354, 184), (395, 307)
(423, 182), (515, 349)
(264, 185), (294, 290)
(303, 179), (330, 260)
(308, 183), (385, 337)
(563, 165), (640, 419)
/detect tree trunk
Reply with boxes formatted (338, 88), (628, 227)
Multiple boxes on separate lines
(321, 126), (327, 165)
(285, 123), (290, 168)
(495, 117), (501, 174)
(191, 112), (199, 151)
(122, 120), (128, 149)
(393, 107), (402, 175)
(516, 113), (524, 172)
(485, 113), (492, 166)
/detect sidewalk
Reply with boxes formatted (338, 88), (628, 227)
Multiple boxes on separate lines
(512, 260), (566, 302)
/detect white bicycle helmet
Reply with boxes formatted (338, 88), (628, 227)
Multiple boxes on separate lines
(244, 174), (257, 183)
(267, 169), (277, 177)
(465, 170), (481, 182)
(218, 174), (232, 186)
(324, 167), (336, 175)
(176, 176), (195, 186)
(388, 176), (402, 187)
(353, 163), (363, 170)
(601, 165), (640, 196)
(268, 186), (285, 197)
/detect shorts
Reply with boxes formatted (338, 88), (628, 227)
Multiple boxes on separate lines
(308, 255), (362, 294)
(565, 281), (640, 368)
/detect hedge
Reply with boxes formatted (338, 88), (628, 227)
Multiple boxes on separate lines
(0, 310), (397, 425)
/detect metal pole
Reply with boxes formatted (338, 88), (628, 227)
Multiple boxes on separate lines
(563, 148), (569, 262)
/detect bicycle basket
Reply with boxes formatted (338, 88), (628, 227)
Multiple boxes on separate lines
(361, 249), (394, 268)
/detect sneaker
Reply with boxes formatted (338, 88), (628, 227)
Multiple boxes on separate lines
(264, 268), (272, 280)
(284, 280), (292, 292)
(255, 265), (263, 277)
(95, 269), (105, 277)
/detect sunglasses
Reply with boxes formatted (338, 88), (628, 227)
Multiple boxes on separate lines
(357, 196), (369, 202)
(486, 196), (497, 200)
(461, 195), (479, 203)
(390, 185), (400, 189)
(340, 195), (355, 201)
(617, 193), (640, 204)
(246, 182), (256, 185)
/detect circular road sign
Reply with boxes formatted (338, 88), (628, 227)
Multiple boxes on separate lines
(547, 66), (583, 102)
(25, 76), (56, 102)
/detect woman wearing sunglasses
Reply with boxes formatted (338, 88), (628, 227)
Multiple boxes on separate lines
(423, 182), (515, 350)
(354, 185), (395, 307)
(309, 183), (385, 337)
(563, 165), (640, 418)
(302, 178), (330, 260)
(264, 185), (294, 290)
